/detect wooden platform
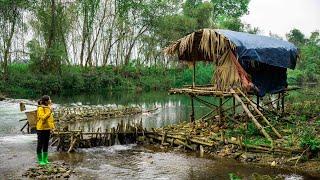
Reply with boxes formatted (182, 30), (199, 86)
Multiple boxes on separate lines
(168, 86), (241, 97)
(168, 86), (288, 143)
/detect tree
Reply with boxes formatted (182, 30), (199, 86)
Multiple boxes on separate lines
(299, 31), (320, 81)
(286, 29), (306, 47)
(211, 0), (249, 23)
(219, 18), (244, 31)
(29, 0), (76, 73)
(78, 0), (100, 67)
(0, 0), (29, 81)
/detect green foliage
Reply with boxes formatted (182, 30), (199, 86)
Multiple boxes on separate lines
(285, 87), (320, 151)
(287, 29), (320, 84)
(299, 127), (320, 151)
(229, 173), (242, 180)
(298, 36), (320, 82)
(286, 29), (306, 46)
(287, 69), (304, 84)
(219, 18), (244, 32)
(27, 39), (45, 73)
(1, 62), (214, 97)
(243, 137), (272, 146)
(211, 0), (249, 20)
(153, 0), (250, 48)
(247, 122), (260, 136)
(28, 0), (76, 73)
(286, 86), (320, 119)
(183, 1), (214, 28)
(154, 14), (197, 43)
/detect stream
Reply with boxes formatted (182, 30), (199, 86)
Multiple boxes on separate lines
(0, 91), (317, 179)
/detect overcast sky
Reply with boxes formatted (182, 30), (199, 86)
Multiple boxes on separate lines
(241, 0), (320, 38)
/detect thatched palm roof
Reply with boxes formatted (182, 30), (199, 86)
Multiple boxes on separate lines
(164, 29), (236, 62)
(164, 29), (251, 91)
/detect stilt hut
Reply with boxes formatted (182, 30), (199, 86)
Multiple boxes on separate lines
(165, 29), (299, 143)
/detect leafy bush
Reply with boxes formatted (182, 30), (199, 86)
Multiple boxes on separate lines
(299, 127), (320, 151)
(287, 69), (304, 85)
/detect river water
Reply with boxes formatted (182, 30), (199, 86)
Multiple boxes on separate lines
(0, 91), (317, 179)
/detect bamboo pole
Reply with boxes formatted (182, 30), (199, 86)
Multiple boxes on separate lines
(281, 92), (285, 115)
(277, 93), (280, 110)
(233, 96), (236, 116)
(237, 88), (282, 139)
(230, 88), (273, 143)
(256, 95), (260, 110)
(190, 95), (195, 122)
(20, 122), (28, 132)
(192, 60), (196, 88)
(219, 97), (223, 123)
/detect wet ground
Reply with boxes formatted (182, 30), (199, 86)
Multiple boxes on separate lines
(0, 94), (318, 179)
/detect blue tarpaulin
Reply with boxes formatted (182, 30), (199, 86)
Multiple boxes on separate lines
(216, 30), (299, 96)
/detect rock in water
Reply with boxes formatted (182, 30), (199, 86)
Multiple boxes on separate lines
(0, 94), (5, 101)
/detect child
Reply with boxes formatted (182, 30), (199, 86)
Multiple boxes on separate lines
(36, 95), (55, 165)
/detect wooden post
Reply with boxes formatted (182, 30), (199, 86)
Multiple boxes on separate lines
(20, 122), (28, 132)
(27, 122), (30, 134)
(190, 95), (195, 122)
(281, 92), (285, 115)
(256, 95), (260, 110)
(192, 60), (196, 88)
(219, 97), (223, 123)
(277, 93), (280, 111)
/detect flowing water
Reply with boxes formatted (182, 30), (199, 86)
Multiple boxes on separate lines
(0, 91), (318, 179)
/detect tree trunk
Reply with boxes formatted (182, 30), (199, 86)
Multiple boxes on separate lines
(43, 0), (56, 71)
(3, 9), (17, 81)
(124, 26), (147, 66)
(85, 1), (108, 67)
(79, 5), (88, 67)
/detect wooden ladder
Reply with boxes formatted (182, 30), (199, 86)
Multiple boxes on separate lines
(230, 88), (282, 144)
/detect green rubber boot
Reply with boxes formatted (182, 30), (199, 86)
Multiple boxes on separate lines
(42, 152), (49, 165)
(37, 153), (45, 165)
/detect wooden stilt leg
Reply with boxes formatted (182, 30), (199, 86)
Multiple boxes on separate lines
(27, 122), (30, 134)
(257, 95), (260, 110)
(277, 93), (280, 111)
(190, 95), (195, 122)
(192, 61), (196, 88)
(281, 92), (285, 115)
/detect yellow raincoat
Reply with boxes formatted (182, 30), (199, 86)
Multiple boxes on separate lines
(36, 106), (55, 130)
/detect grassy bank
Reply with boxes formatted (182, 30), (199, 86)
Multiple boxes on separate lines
(1, 61), (318, 98)
(0, 63), (214, 97)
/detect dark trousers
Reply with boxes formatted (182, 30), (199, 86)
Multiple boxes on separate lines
(37, 130), (51, 154)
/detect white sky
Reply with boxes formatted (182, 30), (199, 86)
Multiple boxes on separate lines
(241, 0), (320, 38)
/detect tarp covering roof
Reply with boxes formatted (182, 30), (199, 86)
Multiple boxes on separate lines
(217, 29), (298, 69)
